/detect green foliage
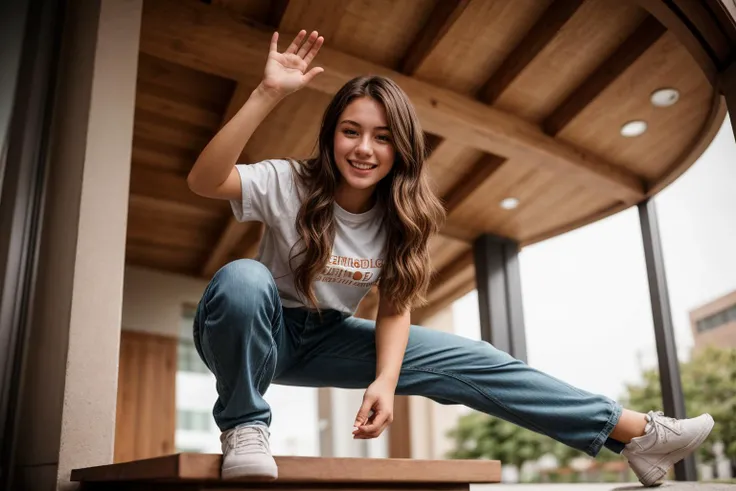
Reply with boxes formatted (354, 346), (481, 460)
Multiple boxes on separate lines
(446, 411), (551, 468)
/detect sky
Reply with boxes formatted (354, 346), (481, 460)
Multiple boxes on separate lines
(452, 116), (736, 403)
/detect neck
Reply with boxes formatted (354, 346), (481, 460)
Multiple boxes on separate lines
(335, 182), (375, 214)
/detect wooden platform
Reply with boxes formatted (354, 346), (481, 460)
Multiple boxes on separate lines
(70, 454), (501, 490)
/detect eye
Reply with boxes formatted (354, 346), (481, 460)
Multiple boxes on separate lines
(376, 134), (392, 143)
(342, 128), (358, 137)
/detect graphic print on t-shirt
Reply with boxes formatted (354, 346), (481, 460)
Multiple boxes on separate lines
(315, 254), (383, 287)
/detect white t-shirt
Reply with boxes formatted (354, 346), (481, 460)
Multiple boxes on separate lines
(229, 159), (387, 314)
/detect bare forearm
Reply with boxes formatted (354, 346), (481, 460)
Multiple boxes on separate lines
(186, 83), (283, 193)
(375, 306), (411, 387)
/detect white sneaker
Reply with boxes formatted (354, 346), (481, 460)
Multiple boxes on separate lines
(220, 424), (278, 480)
(622, 410), (714, 487)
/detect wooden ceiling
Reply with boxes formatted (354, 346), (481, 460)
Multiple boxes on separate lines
(126, 0), (732, 322)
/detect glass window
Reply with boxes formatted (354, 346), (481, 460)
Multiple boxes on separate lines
(696, 303), (736, 333)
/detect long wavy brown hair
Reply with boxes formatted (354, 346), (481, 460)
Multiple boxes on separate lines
(288, 75), (446, 313)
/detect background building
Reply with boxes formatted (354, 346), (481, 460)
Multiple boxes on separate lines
(689, 290), (736, 353)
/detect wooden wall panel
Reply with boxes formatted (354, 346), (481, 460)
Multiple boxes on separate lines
(114, 330), (177, 463)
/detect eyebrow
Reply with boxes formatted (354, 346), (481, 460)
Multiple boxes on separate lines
(340, 119), (391, 131)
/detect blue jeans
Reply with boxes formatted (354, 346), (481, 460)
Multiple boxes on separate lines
(193, 259), (625, 457)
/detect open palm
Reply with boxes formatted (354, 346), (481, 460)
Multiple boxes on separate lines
(263, 30), (324, 96)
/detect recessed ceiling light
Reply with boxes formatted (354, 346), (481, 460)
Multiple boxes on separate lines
(620, 120), (647, 137)
(650, 88), (680, 107)
(500, 197), (519, 210)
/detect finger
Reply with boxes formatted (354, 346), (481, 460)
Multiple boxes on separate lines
(359, 411), (389, 437)
(303, 67), (324, 84)
(354, 399), (373, 429)
(303, 36), (324, 66)
(297, 31), (319, 58)
(269, 31), (279, 53)
(285, 30), (306, 54)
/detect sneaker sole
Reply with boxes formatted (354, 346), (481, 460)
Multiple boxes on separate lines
(638, 414), (714, 487)
(222, 462), (278, 481)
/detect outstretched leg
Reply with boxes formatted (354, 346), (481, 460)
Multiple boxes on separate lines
(278, 315), (623, 455)
(276, 314), (713, 486)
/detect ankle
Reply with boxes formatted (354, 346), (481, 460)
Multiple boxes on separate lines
(610, 409), (648, 443)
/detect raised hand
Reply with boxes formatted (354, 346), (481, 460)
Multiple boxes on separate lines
(261, 30), (324, 97)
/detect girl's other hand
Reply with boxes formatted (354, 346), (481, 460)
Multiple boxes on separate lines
(260, 30), (324, 98)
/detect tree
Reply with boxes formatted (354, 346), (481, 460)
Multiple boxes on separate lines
(446, 411), (550, 469)
(622, 346), (736, 476)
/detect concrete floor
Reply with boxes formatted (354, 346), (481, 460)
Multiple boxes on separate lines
(472, 483), (736, 490)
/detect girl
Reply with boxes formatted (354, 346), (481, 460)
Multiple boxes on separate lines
(187, 30), (713, 487)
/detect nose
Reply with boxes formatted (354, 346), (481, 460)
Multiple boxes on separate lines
(355, 135), (373, 157)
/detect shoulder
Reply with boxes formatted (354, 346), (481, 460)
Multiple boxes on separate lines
(239, 158), (294, 174)
(234, 158), (301, 185)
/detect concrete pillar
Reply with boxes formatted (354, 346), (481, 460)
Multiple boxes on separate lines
(14, 1), (140, 489)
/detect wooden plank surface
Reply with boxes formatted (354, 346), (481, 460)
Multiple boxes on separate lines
(72, 455), (501, 483)
(81, 483), (469, 491)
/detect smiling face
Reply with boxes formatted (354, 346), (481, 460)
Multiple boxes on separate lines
(332, 97), (396, 210)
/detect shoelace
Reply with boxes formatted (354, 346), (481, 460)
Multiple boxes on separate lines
(649, 411), (679, 444)
(233, 426), (270, 454)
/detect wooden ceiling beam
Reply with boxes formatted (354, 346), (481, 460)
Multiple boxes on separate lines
(130, 166), (230, 215)
(442, 154), (507, 214)
(479, 0), (585, 104)
(424, 139), (468, 171)
(703, 0), (736, 44)
(135, 83), (222, 129)
(127, 194), (221, 220)
(267, 0), (291, 28)
(412, 247), (476, 324)
(669, 0), (732, 65)
(401, 0), (471, 75)
(633, 0), (721, 82)
(543, 16), (667, 137)
(277, 0), (347, 40)
(131, 137), (197, 174)
(140, 0), (645, 203)
(413, 274), (477, 325)
(428, 249), (475, 293)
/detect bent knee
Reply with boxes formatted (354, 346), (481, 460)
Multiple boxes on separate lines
(213, 259), (275, 295)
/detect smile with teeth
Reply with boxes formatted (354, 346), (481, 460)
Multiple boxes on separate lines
(349, 160), (377, 170)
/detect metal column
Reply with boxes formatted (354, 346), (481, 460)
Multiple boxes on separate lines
(473, 234), (527, 362)
(639, 199), (696, 481)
